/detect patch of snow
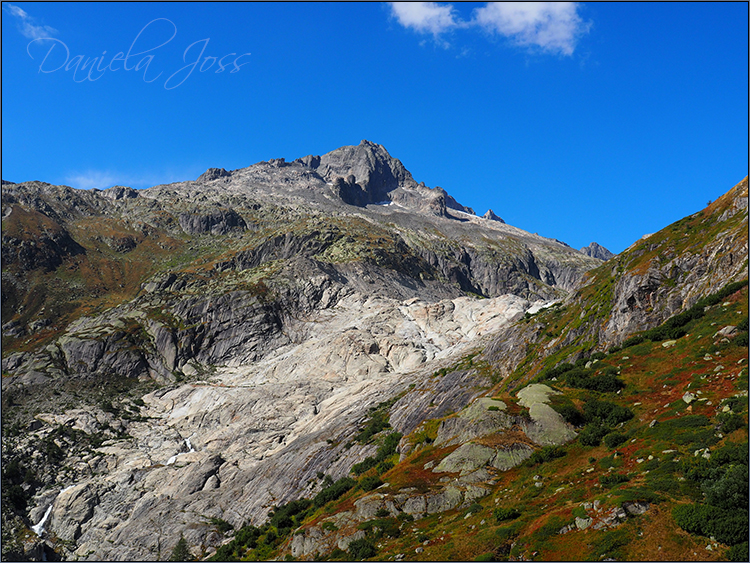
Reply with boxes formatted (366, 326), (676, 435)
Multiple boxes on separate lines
(166, 455), (177, 465)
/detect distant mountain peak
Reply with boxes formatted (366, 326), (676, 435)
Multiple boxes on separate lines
(580, 242), (614, 260)
(197, 167), (233, 183)
(294, 140), (474, 217)
(482, 209), (505, 223)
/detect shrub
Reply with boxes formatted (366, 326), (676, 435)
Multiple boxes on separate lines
(352, 457), (377, 476)
(5, 484), (27, 512)
(556, 404), (585, 427)
(328, 547), (347, 560)
(673, 504), (749, 545)
(540, 362), (574, 380)
(737, 317), (749, 332)
(718, 412), (746, 434)
(529, 445), (566, 464)
(355, 412), (390, 444)
(702, 464), (748, 510)
(603, 433), (628, 449)
(583, 400), (634, 426)
(378, 432), (402, 459)
(313, 477), (356, 508)
(358, 517), (401, 539)
(359, 475), (383, 491)
(374, 508), (389, 518)
(209, 517), (234, 534)
(474, 553), (495, 561)
(727, 542), (749, 561)
(269, 499), (312, 529)
(599, 473), (630, 487)
(348, 537), (377, 560)
(579, 423), (609, 447)
(376, 460), (394, 475)
(169, 535), (195, 561)
(494, 507), (521, 522)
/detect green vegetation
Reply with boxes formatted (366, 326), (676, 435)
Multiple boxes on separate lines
(347, 537), (377, 560)
(528, 445), (566, 465)
(493, 507), (521, 522)
(168, 535), (195, 561)
(599, 473), (630, 488)
(313, 477), (356, 508)
(672, 440), (749, 551)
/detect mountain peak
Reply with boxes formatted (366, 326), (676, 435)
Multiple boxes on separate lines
(580, 241), (614, 260)
(294, 141), (473, 216)
(482, 209), (505, 223)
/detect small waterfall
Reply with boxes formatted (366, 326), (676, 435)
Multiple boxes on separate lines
(31, 504), (53, 536)
(31, 484), (77, 536)
(167, 434), (196, 464)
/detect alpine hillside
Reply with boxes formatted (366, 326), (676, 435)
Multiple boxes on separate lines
(1, 142), (747, 562)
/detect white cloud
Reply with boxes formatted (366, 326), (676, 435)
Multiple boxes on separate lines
(64, 169), (198, 190)
(473, 2), (589, 56)
(3, 3), (57, 40)
(388, 2), (460, 36)
(388, 2), (590, 56)
(65, 171), (119, 191)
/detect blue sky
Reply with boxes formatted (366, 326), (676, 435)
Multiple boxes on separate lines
(2, 2), (747, 253)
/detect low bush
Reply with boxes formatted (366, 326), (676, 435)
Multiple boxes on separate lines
(313, 477), (356, 508)
(599, 473), (630, 487)
(359, 475), (383, 491)
(358, 517), (401, 539)
(583, 400), (634, 426)
(494, 507), (521, 522)
(539, 362), (574, 380)
(727, 541), (749, 562)
(603, 432), (628, 449)
(673, 504), (749, 545)
(717, 412), (746, 434)
(321, 521), (338, 532)
(529, 445), (566, 464)
(555, 404), (585, 426)
(579, 423), (609, 447)
(376, 460), (394, 475)
(347, 537), (377, 560)
(702, 464), (748, 510)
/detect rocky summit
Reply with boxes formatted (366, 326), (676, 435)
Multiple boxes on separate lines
(1, 143), (747, 562)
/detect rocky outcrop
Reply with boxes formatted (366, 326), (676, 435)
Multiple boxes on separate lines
(178, 208), (247, 235)
(312, 140), (417, 204)
(482, 209), (505, 223)
(197, 167), (232, 183)
(1, 206), (85, 272)
(580, 242), (614, 260)
(601, 178), (748, 345)
(102, 186), (139, 200)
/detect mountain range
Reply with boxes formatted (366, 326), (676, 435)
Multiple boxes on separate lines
(1, 141), (747, 562)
